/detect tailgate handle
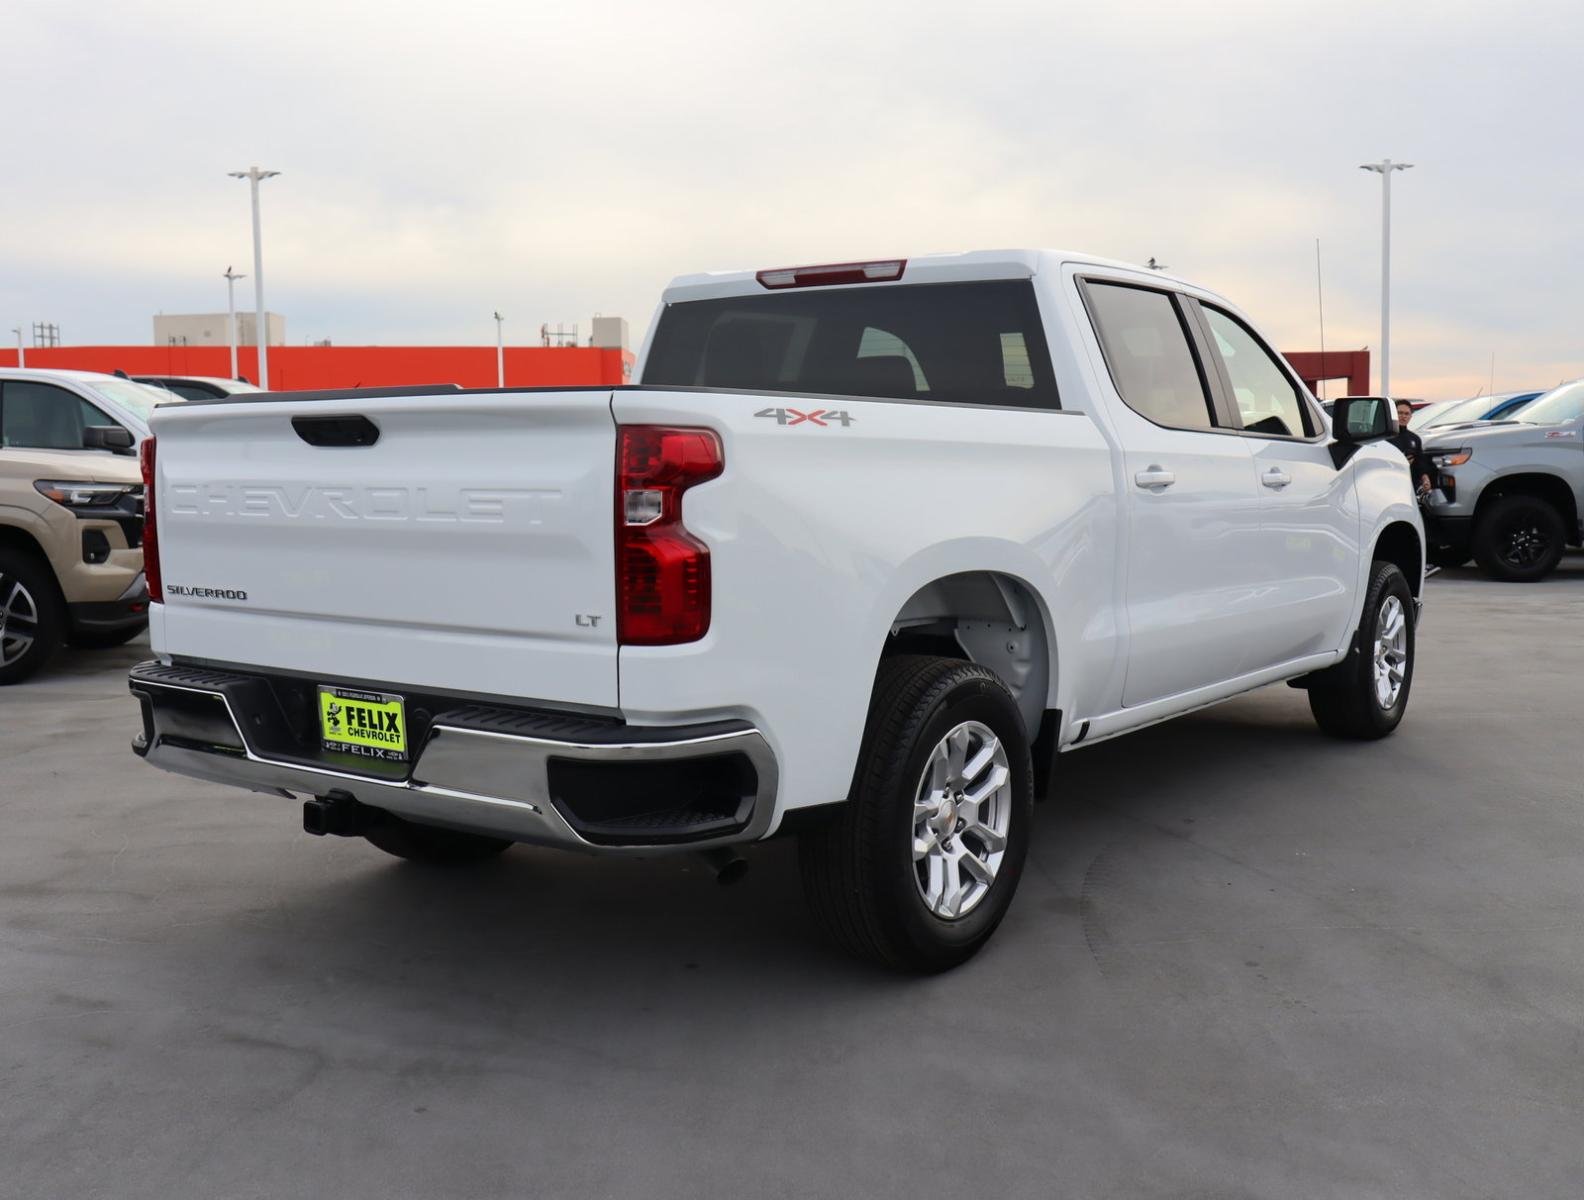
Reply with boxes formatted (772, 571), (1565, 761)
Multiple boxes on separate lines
(292, 415), (380, 448)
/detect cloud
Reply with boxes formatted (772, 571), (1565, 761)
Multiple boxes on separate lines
(2, 0), (1580, 397)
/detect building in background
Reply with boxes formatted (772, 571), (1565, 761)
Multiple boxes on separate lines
(1284, 349), (1370, 399)
(153, 311), (286, 347)
(590, 316), (629, 351)
(0, 315), (632, 390)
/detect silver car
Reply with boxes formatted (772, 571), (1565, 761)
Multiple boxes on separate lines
(1421, 380), (1584, 580)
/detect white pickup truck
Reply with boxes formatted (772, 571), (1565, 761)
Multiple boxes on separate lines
(128, 250), (1424, 971)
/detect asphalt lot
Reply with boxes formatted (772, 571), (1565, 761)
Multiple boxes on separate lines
(3, 554), (1581, 1200)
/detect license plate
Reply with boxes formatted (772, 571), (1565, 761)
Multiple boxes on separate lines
(318, 686), (408, 761)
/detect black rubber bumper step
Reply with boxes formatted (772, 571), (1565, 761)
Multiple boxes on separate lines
(435, 703), (755, 745)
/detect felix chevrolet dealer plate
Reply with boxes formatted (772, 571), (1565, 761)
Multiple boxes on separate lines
(318, 686), (408, 761)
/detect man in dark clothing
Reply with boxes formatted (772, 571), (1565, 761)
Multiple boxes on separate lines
(1390, 399), (1433, 495)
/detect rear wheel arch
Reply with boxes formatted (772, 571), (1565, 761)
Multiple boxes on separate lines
(881, 571), (1056, 742)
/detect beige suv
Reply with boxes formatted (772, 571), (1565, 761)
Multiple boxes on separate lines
(1, 433), (149, 684)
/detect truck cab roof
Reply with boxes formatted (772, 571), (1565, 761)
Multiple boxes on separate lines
(661, 249), (1186, 305)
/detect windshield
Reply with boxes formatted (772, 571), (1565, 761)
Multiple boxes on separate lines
(85, 379), (164, 419)
(1408, 400), (1458, 430)
(1489, 393), (1540, 418)
(1418, 396), (1491, 428)
(1517, 381), (1584, 425)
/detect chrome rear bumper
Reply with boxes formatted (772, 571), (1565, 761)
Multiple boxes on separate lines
(128, 661), (778, 854)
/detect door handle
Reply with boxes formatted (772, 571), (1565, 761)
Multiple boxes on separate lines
(1261, 467), (1293, 489)
(1134, 466), (1176, 490)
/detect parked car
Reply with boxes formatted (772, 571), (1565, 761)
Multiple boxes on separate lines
(133, 375), (264, 402)
(127, 250), (1424, 970)
(1412, 390), (1544, 433)
(1480, 391), (1545, 421)
(1405, 399), (1456, 430)
(0, 374), (149, 682)
(1421, 379), (1584, 579)
(0, 368), (158, 447)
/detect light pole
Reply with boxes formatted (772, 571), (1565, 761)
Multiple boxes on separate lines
(493, 311), (505, 387)
(223, 265), (246, 381)
(1359, 158), (1412, 397)
(228, 167), (280, 388)
(10, 327), (21, 369)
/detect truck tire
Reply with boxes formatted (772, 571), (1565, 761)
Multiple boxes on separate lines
(0, 547), (65, 685)
(799, 655), (1034, 972)
(1472, 495), (1566, 582)
(362, 815), (513, 865)
(1307, 561), (1415, 740)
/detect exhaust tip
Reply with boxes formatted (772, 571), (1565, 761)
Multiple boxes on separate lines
(700, 847), (749, 887)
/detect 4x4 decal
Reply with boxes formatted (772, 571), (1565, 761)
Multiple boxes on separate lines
(755, 407), (855, 428)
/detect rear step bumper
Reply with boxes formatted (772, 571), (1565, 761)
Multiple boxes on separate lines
(127, 661), (778, 854)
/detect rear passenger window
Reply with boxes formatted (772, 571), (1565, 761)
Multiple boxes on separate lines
(1084, 283), (1215, 431)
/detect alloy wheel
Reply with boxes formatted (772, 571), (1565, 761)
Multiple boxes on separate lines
(911, 720), (1012, 920)
(0, 575), (40, 668)
(1372, 594), (1408, 710)
(1501, 522), (1553, 569)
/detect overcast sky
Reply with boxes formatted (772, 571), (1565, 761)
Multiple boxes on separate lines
(4, 0), (1580, 398)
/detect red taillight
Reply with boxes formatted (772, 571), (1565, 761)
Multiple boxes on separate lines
(755, 259), (906, 289)
(139, 436), (162, 603)
(616, 426), (723, 645)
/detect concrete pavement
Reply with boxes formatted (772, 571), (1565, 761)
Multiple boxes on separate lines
(2, 555), (1581, 1199)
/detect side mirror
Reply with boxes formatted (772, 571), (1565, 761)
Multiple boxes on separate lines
(1329, 396), (1395, 466)
(82, 425), (136, 453)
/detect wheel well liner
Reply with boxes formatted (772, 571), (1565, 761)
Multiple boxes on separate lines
(0, 525), (52, 567)
(1371, 522), (1423, 597)
(884, 571), (1054, 738)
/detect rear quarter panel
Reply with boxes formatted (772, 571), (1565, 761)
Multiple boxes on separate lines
(611, 389), (1117, 822)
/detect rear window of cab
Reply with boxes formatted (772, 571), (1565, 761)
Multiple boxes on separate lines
(641, 280), (1060, 409)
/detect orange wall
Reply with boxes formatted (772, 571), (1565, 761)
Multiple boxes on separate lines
(0, 345), (633, 390)
(1283, 349), (1370, 397)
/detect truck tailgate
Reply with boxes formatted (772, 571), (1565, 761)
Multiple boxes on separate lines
(148, 390), (619, 708)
